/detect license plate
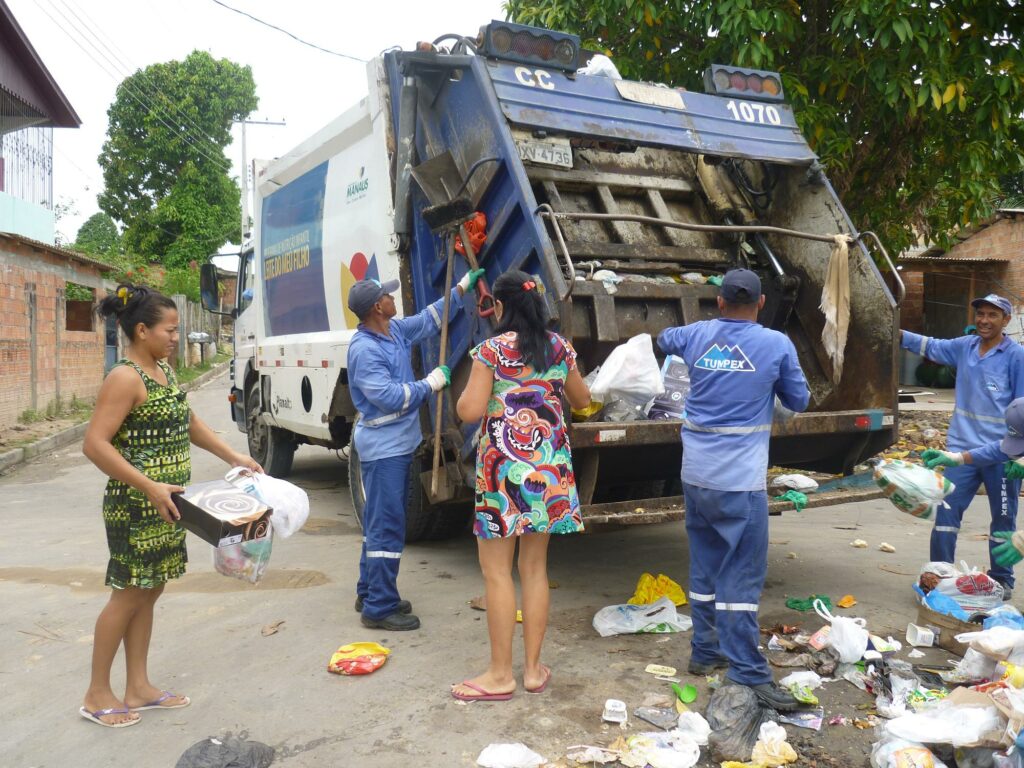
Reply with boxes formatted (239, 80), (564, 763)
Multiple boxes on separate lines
(515, 138), (572, 168)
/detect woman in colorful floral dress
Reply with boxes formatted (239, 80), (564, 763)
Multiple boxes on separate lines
(80, 285), (261, 727)
(452, 270), (591, 701)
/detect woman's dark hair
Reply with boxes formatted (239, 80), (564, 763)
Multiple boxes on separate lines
(492, 269), (551, 370)
(96, 283), (177, 340)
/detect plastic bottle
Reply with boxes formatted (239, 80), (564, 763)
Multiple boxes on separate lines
(995, 660), (1024, 688)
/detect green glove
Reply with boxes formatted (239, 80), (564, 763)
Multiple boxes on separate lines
(992, 530), (1024, 568)
(1006, 459), (1024, 481)
(458, 268), (486, 293)
(921, 449), (964, 469)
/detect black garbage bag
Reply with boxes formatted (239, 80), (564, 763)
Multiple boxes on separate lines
(705, 684), (779, 763)
(175, 736), (274, 768)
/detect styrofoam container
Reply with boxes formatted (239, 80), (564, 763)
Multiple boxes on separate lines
(906, 622), (935, 647)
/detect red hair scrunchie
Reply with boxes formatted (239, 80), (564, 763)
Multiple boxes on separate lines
(522, 280), (536, 291)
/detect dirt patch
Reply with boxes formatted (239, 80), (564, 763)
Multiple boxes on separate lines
(0, 415), (89, 451)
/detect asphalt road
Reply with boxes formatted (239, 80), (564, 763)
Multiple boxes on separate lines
(0, 372), (1004, 767)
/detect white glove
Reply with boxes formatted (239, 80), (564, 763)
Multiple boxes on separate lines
(424, 365), (451, 392)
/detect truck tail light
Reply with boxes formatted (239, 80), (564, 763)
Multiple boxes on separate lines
(854, 415), (871, 429)
(703, 64), (785, 102)
(483, 20), (580, 71)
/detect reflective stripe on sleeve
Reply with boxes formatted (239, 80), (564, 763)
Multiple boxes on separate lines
(954, 408), (1006, 425)
(428, 304), (441, 329)
(919, 337), (927, 356)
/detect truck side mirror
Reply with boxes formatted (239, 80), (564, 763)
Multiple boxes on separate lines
(199, 262), (234, 317)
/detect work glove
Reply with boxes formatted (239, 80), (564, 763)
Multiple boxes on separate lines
(424, 365), (451, 392)
(921, 449), (964, 469)
(1006, 458), (1024, 481)
(992, 530), (1024, 568)
(457, 268), (486, 294)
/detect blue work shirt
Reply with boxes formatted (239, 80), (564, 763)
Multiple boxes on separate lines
(658, 318), (810, 492)
(902, 332), (1024, 451)
(968, 441), (1013, 468)
(349, 287), (462, 462)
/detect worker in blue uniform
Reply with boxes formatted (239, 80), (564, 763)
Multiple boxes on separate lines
(347, 268), (484, 631)
(901, 294), (1024, 600)
(658, 268), (810, 712)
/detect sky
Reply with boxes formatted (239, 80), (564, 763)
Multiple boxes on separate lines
(9, 0), (507, 250)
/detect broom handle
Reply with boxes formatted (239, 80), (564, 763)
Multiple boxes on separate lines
(431, 234), (456, 497)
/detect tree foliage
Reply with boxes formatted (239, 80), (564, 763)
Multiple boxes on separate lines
(74, 212), (121, 256)
(505, 0), (1024, 254)
(98, 50), (257, 268)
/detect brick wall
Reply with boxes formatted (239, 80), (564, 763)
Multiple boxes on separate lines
(0, 235), (110, 429)
(899, 269), (925, 332)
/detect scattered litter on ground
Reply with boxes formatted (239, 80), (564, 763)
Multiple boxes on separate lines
(260, 620), (285, 637)
(602, 699), (627, 724)
(908, 648), (926, 659)
(469, 595), (486, 611)
(671, 683), (698, 705)
(706, 683), (778, 762)
(327, 641), (390, 675)
(837, 594), (858, 608)
(676, 711), (711, 745)
(786, 552), (798, 559)
(779, 708), (825, 731)
(851, 539), (869, 548)
(751, 721), (798, 766)
(565, 745), (619, 765)
(645, 663), (677, 677)
(475, 742), (546, 768)
(785, 594), (831, 612)
(629, 573), (688, 606)
(175, 736), (274, 768)
(634, 706), (680, 731)
(827, 715), (850, 726)
(879, 542), (896, 553)
(593, 596), (692, 637)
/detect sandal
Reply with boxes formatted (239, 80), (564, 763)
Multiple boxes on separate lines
(79, 706), (140, 728)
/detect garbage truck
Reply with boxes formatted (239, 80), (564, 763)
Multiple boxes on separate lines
(201, 20), (904, 540)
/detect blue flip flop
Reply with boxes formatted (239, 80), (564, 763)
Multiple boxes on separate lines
(79, 706), (140, 728)
(132, 691), (190, 711)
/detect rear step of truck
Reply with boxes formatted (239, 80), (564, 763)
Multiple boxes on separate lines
(582, 486), (885, 527)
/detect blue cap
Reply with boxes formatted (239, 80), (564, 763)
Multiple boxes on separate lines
(1002, 398), (1024, 457)
(971, 294), (1013, 316)
(347, 278), (400, 319)
(720, 268), (762, 304)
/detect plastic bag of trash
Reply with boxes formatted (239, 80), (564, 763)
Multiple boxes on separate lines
(226, 467), (309, 538)
(956, 626), (1024, 661)
(592, 596), (692, 637)
(212, 528), (272, 584)
(869, 737), (947, 768)
(932, 567), (1004, 614)
(676, 711), (711, 746)
(873, 459), (955, 520)
(628, 572), (688, 606)
(814, 598), (869, 663)
(751, 722), (798, 766)
(706, 683), (778, 762)
(771, 474), (819, 492)
(577, 53), (622, 79)
(590, 334), (665, 406)
(175, 736), (274, 768)
(883, 703), (1004, 748)
(647, 356), (690, 421)
(476, 742), (546, 768)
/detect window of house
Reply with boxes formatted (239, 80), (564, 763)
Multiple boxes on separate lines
(65, 282), (95, 332)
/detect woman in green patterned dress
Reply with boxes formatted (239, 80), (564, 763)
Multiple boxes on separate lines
(80, 285), (262, 728)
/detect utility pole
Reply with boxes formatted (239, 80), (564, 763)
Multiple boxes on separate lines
(234, 117), (286, 246)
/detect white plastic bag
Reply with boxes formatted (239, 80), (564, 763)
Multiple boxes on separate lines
(933, 565), (1004, 613)
(771, 474), (819, 492)
(676, 712), (711, 746)
(577, 53), (622, 80)
(213, 527), (273, 584)
(779, 670), (823, 690)
(956, 626), (1024, 661)
(870, 738), (946, 768)
(883, 703), (1004, 748)
(476, 743), (546, 768)
(814, 598), (868, 663)
(590, 334), (665, 406)
(226, 467), (309, 538)
(750, 722), (798, 767)
(873, 459), (955, 520)
(593, 596), (693, 637)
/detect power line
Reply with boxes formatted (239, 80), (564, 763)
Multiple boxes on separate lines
(54, 0), (230, 161)
(209, 0), (367, 63)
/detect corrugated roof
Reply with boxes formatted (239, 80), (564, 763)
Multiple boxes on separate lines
(899, 254), (1011, 263)
(0, 231), (115, 271)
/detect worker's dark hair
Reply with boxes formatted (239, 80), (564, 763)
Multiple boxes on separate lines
(96, 283), (177, 340)
(492, 269), (551, 370)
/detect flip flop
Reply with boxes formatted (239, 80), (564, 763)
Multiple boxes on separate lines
(79, 706), (140, 728)
(525, 666), (551, 695)
(451, 681), (514, 702)
(131, 691), (190, 711)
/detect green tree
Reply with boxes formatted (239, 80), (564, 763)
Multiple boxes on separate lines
(505, 0), (1024, 254)
(98, 50), (257, 268)
(74, 212), (121, 255)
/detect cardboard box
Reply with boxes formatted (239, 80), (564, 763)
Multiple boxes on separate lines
(172, 479), (272, 547)
(916, 603), (978, 656)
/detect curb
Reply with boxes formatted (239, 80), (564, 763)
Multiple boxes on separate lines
(0, 361), (230, 476)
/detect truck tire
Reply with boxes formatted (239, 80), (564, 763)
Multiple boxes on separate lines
(347, 440), (433, 543)
(245, 381), (296, 477)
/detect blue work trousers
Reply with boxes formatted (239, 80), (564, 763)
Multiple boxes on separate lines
(357, 454), (412, 619)
(932, 463), (1020, 588)
(684, 483), (772, 686)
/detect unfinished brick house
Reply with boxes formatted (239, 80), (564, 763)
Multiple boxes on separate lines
(897, 209), (1024, 383)
(0, 233), (114, 429)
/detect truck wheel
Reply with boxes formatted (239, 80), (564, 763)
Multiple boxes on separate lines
(245, 381), (296, 477)
(347, 440), (433, 543)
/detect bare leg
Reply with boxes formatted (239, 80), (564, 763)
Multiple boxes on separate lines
(83, 588), (147, 724)
(451, 536), (518, 697)
(518, 533), (551, 690)
(122, 584), (186, 708)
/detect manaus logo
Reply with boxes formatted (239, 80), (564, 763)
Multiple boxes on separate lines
(340, 251), (380, 329)
(346, 166), (369, 203)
